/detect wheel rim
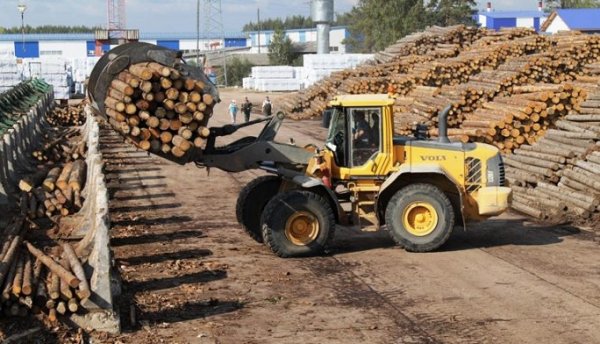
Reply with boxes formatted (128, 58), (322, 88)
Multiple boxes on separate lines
(402, 202), (438, 236)
(285, 211), (320, 245)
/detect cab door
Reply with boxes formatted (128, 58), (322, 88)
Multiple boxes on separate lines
(338, 106), (393, 179)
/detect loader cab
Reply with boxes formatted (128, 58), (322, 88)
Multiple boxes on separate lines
(323, 95), (395, 178)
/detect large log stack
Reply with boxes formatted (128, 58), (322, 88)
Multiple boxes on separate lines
(285, 26), (600, 227)
(507, 87), (600, 222)
(103, 62), (215, 158)
(46, 102), (87, 127)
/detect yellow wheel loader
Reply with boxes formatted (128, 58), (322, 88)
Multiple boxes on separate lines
(89, 43), (512, 258)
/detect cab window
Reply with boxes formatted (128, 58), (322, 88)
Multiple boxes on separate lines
(325, 107), (347, 167)
(350, 108), (381, 167)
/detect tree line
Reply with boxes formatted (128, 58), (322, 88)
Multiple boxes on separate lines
(0, 25), (101, 34)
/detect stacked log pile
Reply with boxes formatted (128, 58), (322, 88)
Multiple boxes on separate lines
(45, 102), (87, 127)
(455, 83), (587, 152)
(0, 217), (92, 319)
(285, 27), (541, 120)
(507, 88), (600, 222)
(103, 62), (215, 158)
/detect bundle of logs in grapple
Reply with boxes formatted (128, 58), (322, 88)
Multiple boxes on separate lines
(18, 127), (87, 220)
(0, 217), (91, 319)
(45, 102), (87, 127)
(104, 62), (214, 158)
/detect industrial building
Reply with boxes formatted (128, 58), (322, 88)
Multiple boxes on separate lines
(475, 2), (547, 32)
(246, 27), (349, 54)
(0, 32), (248, 59)
(541, 8), (600, 34)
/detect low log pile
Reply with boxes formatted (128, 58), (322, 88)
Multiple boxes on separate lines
(103, 62), (215, 158)
(19, 126), (87, 221)
(0, 217), (92, 319)
(45, 102), (87, 127)
(507, 89), (600, 222)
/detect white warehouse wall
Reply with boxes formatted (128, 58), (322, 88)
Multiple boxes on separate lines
(516, 17), (534, 28)
(544, 16), (570, 33)
(0, 42), (15, 56)
(39, 41), (87, 57)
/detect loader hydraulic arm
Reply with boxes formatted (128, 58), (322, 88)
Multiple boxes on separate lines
(196, 113), (313, 173)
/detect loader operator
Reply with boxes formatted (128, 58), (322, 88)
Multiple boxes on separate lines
(353, 111), (370, 148)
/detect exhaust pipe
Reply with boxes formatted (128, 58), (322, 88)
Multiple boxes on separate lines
(438, 105), (451, 143)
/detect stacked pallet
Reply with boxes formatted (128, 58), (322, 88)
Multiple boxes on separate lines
(104, 62), (214, 158)
(0, 217), (92, 319)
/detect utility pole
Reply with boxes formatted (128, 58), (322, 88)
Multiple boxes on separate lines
(17, 2), (27, 51)
(257, 8), (261, 54)
(196, 0), (200, 66)
(202, 0), (227, 86)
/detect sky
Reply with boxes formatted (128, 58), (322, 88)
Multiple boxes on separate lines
(0, 0), (546, 33)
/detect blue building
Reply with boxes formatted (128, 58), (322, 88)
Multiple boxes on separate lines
(476, 10), (548, 32)
(542, 8), (600, 34)
(0, 32), (247, 59)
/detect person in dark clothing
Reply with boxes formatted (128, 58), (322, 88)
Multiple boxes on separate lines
(262, 96), (272, 116)
(241, 97), (253, 123)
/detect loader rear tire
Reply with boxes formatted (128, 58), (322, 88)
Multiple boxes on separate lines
(385, 183), (454, 252)
(261, 190), (335, 258)
(236, 175), (281, 243)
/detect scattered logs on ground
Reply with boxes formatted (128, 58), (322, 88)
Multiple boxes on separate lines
(45, 102), (86, 127)
(0, 217), (91, 319)
(30, 127), (85, 163)
(507, 90), (600, 222)
(103, 62), (215, 158)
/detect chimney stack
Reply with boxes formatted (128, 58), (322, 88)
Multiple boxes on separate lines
(538, 1), (543, 11)
(486, 2), (492, 12)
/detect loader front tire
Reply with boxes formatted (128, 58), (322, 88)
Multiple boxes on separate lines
(261, 190), (335, 258)
(236, 175), (281, 243)
(385, 183), (454, 252)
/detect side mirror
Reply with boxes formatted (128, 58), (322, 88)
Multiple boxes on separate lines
(322, 109), (332, 128)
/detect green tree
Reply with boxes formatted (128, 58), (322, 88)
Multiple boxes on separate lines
(427, 0), (477, 26)
(0, 25), (100, 34)
(268, 29), (294, 65)
(217, 57), (254, 87)
(343, 0), (475, 53)
(546, 0), (600, 10)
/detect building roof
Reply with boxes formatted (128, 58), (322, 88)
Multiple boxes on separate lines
(246, 26), (348, 35)
(0, 32), (246, 42)
(479, 10), (547, 18)
(329, 94), (396, 107)
(556, 8), (600, 30)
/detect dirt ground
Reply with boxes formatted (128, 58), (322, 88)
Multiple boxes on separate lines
(93, 88), (599, 344)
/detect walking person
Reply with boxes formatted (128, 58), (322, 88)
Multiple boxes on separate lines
(229, 99), (238, 124)
(262, 96), (272, 117)
(241, 97), (253, 123)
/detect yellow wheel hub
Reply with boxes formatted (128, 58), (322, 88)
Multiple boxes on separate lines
(285, 211), (320, 246)
(402, 202), (438, 236)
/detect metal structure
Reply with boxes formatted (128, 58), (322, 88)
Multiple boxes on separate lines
(94, 0), (138, 56)
(17, 1), (27, 51)
(107, 0), (127, 30)
(202, 0), (227, 85)
(311, 0), (334, 54)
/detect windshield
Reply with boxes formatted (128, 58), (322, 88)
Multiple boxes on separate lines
(325, 107), (345, 146)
